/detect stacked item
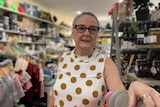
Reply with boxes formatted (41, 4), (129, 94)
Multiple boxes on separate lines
(134, 59), (160, 80)
(43, 60), (57, 86)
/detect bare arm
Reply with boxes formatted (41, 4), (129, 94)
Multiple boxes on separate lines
(48, 89), (54, 107)
(104, 58), (125, 90)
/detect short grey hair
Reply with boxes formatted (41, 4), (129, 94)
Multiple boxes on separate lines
(72, 12), (99, 27)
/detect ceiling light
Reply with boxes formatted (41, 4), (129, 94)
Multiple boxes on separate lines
(76, 11), (82, 14)
(119, 0), (124, 3)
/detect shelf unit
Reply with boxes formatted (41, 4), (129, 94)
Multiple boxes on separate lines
(0, 6), (71, 50)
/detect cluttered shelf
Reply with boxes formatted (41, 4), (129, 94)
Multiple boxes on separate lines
(136, 45), (160, 49)
(126, 72), (160, 86)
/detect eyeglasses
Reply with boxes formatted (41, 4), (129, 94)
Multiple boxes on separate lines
(73, 25), (100, 34)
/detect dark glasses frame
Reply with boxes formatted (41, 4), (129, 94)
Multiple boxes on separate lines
(73, 25), (100, 34)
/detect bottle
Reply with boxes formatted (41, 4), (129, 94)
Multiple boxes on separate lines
(157, 3), (160, 20)
(143, 22), (148, 45)
(137, 22), (144, 45)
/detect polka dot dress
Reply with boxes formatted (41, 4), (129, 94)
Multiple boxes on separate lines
(53, 49), (107, 107)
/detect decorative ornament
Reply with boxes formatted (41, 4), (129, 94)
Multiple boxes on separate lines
(18, 6), (24, 13)
(11, 4), (17, 12)
(0, 0), (4, 6)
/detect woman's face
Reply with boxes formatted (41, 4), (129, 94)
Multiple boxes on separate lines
(72, 15), (99, 50)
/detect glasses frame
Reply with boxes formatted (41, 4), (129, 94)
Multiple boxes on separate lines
(73, 25), (100, 34)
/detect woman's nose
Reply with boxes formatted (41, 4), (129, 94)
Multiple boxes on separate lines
(83, 29), (90, 34)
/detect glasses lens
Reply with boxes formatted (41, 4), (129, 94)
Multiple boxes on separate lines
(74, 25), (99, 34)
(75, 25), (86, 33)
(89, 26), (99, 34)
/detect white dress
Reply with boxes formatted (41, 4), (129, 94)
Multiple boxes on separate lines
(53, 49), (107, 107)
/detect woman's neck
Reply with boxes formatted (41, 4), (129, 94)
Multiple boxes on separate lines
(74, 48), (94, 56)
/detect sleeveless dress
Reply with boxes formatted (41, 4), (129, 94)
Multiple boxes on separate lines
(53, 49), (107, 107)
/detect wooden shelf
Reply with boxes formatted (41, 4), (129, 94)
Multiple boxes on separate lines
(120, 49), (148, 54)
(136, 45), (160, 49)
(127, 73), (160, 86)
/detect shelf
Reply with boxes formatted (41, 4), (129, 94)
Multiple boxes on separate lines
(44, 36), (56, 39)
(0, 29), (20, 34)
(0, 29), (41, 37)
(150, 28), (160, 31)
(136, 45), (160, 49)
(99, 29), (112, 32)
(18, 42), (46, 45)
(120, 49), (148, 54)
(0, 6), (71, 30)
(0, 41), (7, 43)
(98, 35), (112, 38)
(127, 73), (160, 86)
(0, 41), (46, 45)
(0, 6), (53, 24)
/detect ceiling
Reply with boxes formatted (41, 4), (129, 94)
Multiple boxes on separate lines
(32, 0), (118, 24)
(32, 0), (159, 26)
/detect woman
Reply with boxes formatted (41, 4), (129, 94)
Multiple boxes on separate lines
(49, 12), (160, 107)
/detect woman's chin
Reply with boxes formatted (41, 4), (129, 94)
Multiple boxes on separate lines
(79, 45), (92, 50)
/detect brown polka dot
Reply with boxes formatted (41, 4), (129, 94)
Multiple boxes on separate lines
(60, 57), (64, 62)
(66, 72), (71, 76)
(70, 58), (74, 62)
(75, 87), (82, 94)
(82, 99), (89, 105)
(63, 63), (67, 68)
(75, 55), (78, 58)
(71, 77), (77, 83)
(59, 100), (64, 106)
(67, 52), (71, 55)
(54, 90), (58, 96)
(92, 91), (98, 98)
(79, 60), (84, 62)
(61, 83), (66, 90)
(101, 85), (105, 92)
(99, 58), (104, 62)
(90, 65), (96, 71)
(74, 65), (80, 70)
(86, 80), (92, 86)
(80, 73), (86, 78)
(88, 54), (92, 58)
(96, 72), (102, 79)
(59, 74), (63, 79)
(85, 61), (89, 63)
(66, 94), (72, 101)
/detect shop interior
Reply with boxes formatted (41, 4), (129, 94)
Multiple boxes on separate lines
(0, 0), (160, 107)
